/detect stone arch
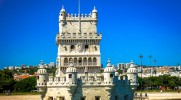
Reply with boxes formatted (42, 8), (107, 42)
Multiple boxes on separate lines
(64, 58), (68, 66)
(70, 45), (75, 52)
(69, 58), (73, 63)
(74, 58), (77, 66)
(93, 57), (97, 65)
(88, 57), (92, 65)
(83, 57), (87, 65)
(94, 45), (97, 51)
(78, 58), (82, 66)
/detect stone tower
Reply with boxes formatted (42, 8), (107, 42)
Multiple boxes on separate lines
(37, 60), (48, 92)
(127, 61), (138, 90)
(56, 6), (102, 74)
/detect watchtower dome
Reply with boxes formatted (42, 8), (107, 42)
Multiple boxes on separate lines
(104, 59), (115, 84)
(66, 61), (77, 85)
(127, 61), (138, 90)
(37, 60), (48, 92)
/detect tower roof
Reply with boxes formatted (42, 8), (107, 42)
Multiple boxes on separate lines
(127, 60), (138, 73)
(130, 60), (134, 68)
(104, 58), (115, 72)
(39, 60), (45, 69)
(60, 5), (66, 12)
(92, 6), (97, 13)
(106, 58), (111, 67)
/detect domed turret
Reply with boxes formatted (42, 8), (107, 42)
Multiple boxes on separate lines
(37, 60), (48, 92)
(104, 59), (115, 72)
(104, 59), (115, 84)
(127, 60), (138, 90)
(92, 6), (98, 19)
(59, 5), (66, 26)
(66, 61), (77, 84)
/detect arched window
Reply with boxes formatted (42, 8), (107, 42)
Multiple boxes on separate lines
(85, 45), (89, 50)
(83, 57), (87, 65)
(93, 57), (97, 65)
(64, 58), (68, 66)
(88, 57), (92, 65)
(69, 58), (73, 63)
(78, 58), (82, 66)
(94, 46), (97, 51)
(71, 45), (75, 52)
(74, 58), (77, 66)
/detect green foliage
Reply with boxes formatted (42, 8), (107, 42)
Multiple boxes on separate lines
(26, 67), (38, 75)
(47, 67), (56, 76)
(14, 77), (36, 92)
(138, 75), (181, 90)
(117, 69), (123, 74)
(0, 69), (16, 93)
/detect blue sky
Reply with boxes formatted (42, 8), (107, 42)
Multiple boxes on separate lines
(0, 0), (181, 68)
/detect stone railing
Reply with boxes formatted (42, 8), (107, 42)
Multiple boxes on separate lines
(56, 33), (102, 40)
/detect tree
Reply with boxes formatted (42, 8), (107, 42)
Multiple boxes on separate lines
(14, 77), (36, 92)
(0, 69), (16, 93)
(117, 69), (123, 74)
(137, 75), (181, 90)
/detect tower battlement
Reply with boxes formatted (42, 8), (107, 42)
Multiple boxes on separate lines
(56, 6), (101, 73)
(59, 6), (98, 34)
(61, 13), (97, 20)
(56, 32), (102, 40)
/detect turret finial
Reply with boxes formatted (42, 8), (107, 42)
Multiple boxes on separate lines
(94, 6), (96, 10)
(60, 5), (65, 12)
(62, 5), (64, 9)
(107, 58), (111, 67)
(131, 60), (134, 64)
(107, 58), (110, 63)
(41, 60), (44, 65)
(92, 6), (97, 13)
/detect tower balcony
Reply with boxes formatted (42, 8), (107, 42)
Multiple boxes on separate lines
(56, 32), (102, 41)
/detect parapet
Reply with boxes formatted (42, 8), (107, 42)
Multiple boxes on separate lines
(46, 73), (130, 87)
(60, 12), (97, 20)
(56, 32), (102, 40)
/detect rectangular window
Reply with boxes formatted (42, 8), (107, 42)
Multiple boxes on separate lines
(81, 96), (86, 100)
(124, 95), (128, 100)
(85, 45), (89, 50)
(115, 96), (118, 100)
(48, 97), (53, 100)
(59, 97), (65, 100)
(69, 74), (72, 78)
(110, 73), (113, 78)
(95, 96), (100, 100)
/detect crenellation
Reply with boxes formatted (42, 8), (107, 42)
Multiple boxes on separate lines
(56, 32), (102, 40)
(45, 72), (132, 87)
(63, 13), (95, 19)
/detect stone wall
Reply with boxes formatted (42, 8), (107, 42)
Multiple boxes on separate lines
(148, 92), (181, 100)
(134, 92), (181, 100)
(0, 95), (41, 100)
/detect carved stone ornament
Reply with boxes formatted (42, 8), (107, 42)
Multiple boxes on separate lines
(77, 42), (83, 53)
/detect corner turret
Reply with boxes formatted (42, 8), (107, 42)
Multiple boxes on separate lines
(59, 5), (66, 29)
(92, 6), (98, 26)
(127, 60), (138, 90)
(104, 59), (115, 84)
(66, 61), (77, 85)
(92, 6), (98, 19)
(37, 60), (48, 92)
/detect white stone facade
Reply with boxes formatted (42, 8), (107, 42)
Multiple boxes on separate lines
(56, 6), (102, 74)
(37, 6), (138, 100)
